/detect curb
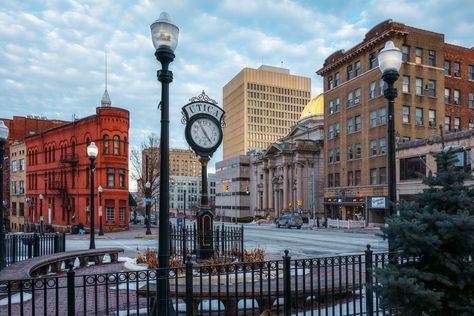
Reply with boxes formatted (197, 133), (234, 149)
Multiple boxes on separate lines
(134, 234), (159, 239)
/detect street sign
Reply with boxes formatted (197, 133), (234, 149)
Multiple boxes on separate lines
(144, 198), (154, 203)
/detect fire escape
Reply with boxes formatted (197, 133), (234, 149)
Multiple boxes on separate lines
(49, 153), (78, 226)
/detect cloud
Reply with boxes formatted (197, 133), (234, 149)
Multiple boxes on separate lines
(1, 0), (474, 181)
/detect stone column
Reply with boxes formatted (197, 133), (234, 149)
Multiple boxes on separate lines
(297, 163), (303, 207)
(262, 167), (268, 210)
(290, 164), (295, 210)
(274, 190), (279, 218)
(253, 164), (259, 212)
(283, 164), (289, 212)
(268, 168), (274, 211)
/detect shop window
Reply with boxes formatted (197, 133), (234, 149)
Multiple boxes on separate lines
(400, 156), (426, 180)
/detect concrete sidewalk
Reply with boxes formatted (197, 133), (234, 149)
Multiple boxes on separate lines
(67, 224), (159, 240)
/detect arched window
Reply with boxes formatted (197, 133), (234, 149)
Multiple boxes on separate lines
(71, 141), (76, 157)
(123, 137), (128, 156)
(113, 136), (120, 155)
(103, 135), (110, 154)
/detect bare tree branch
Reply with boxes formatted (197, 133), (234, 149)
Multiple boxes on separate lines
(130, 133), (161, 210)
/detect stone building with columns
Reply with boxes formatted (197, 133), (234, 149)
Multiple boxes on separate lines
(250, 95), (324, 220)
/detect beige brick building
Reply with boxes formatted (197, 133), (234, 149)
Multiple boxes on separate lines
(222, 65), (311, 159)
(316, 20), (445, 225)
(142, 147), (201, 178)
(9, 141), (27, 232)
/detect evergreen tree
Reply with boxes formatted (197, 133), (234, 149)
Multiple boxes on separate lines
(376, 148), (474, 315)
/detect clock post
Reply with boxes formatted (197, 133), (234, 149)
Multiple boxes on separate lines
(181, 91), (225, 260)
(196, 157), (214, 259)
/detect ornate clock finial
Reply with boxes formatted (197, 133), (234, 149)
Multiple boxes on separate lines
(189, 90), (217, 104)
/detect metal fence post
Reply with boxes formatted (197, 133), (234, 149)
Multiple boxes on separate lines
(185, 257), (194, 316)
(365, 244), (374, 316)
(12, 235), (17, 264)
(221, 225), (225, 256)
(62, 232), (66, 252)
(67, 262), (75, 316)
(182, 227), (187, 265)
(54, 233), (59, 253)
(33, 233), (40, 257)
(240, 225), (244, 262)
(283, 249), (291, 316)
(215, 226), (219, 254)
(193, 222), (197, 253)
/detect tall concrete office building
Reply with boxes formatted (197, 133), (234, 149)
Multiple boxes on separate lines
(222, 65), (311, 159)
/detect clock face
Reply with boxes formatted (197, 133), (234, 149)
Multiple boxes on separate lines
(190, 117), (221, 149)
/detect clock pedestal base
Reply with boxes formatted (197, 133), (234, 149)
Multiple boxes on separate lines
(196, 208), (214, 260)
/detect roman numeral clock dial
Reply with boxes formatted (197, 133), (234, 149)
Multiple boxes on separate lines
(190, 118), (220, 149)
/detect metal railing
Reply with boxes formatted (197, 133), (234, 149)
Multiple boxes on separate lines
(0, 233), (66, 270)
(327, 218), (365, 229)
(0, 246), (403, 316)
(170, 224), (244, 262)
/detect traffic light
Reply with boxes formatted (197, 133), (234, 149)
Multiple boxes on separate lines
(297, 200), (302, 207)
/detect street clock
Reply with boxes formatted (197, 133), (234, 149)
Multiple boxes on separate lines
(186, 114), (222, 154)
(182, 91), (224, 158)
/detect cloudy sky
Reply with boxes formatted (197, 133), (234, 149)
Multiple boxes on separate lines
(1, 0), (474, 174)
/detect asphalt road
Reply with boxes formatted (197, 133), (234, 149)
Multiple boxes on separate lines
(242, 223), (387, 259)
(65, 222), (387, 260)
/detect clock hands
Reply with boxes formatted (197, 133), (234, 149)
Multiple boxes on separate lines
(198, 121), (213, 144)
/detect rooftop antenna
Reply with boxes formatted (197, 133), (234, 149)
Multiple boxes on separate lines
(101, 50), (112, 107)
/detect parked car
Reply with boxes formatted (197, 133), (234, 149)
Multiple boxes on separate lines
(275, 214), (303, 229)
(135, 215), (145, 224)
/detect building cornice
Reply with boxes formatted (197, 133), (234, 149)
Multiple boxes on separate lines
(316, 28), (408, 76)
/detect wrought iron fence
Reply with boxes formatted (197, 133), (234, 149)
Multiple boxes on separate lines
(0, 246), (403, 315)
(170, 224), (244, 262)
(0, 233), (66, 270)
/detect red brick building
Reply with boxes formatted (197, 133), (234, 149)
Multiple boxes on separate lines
(25, 106), (130, 232)
(1, 116), (67, 228)
(443, 44), (474, 132)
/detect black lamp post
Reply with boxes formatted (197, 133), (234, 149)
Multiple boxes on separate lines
(151, 11), (179, 316)
(183, 189), (186, 228)
(378, 40), (402, 248)
(98, 185), (104, 236)
(145, 181), (152, 235)
(0, 120), (9, 270)
(39, 193), (44, 234)
(87, 142), (98, 250)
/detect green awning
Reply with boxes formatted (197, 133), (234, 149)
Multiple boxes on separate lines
(129, 193), (137, 207)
